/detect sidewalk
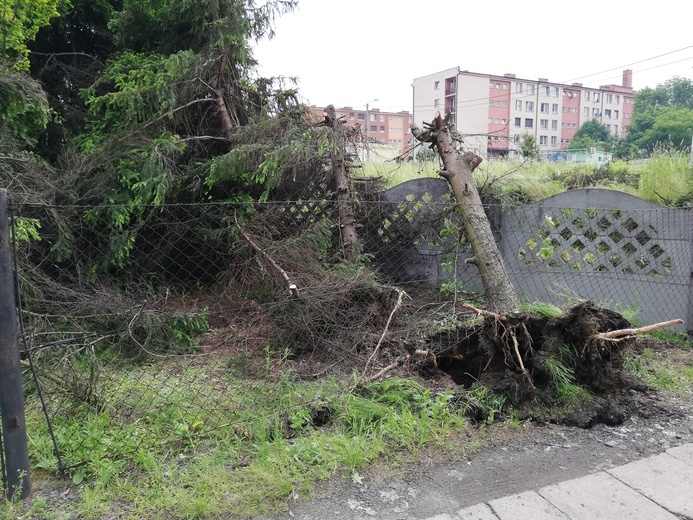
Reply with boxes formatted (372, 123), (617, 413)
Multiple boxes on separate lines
(424, 444), (693, 520)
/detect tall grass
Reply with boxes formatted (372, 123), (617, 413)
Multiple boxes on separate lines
(638, 149), (692, 204)
(357, 150), (691, 206)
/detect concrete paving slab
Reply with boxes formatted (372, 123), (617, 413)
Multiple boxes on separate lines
(608, 452), (693, 518)
(538, 471), (679, 520)
(455, 503), (498, 520)
(667, 443), (693, 466)
(488, 490), (569, 520)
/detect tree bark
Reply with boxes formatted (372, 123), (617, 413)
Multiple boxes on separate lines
(411, 112), (518, 313)
(210, 56), (235, 145)
(324, 105), (359, 263)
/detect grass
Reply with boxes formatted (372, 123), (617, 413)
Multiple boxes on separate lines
(356, 150), (691, 206)
(7, 370), (475, 519)
(638, 149), (691, 204)
(623, 345), (693, 395)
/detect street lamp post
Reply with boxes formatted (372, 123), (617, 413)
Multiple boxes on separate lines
(364, 98), (379, 144)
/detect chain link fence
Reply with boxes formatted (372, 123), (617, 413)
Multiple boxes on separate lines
(8, 181), (692, 473)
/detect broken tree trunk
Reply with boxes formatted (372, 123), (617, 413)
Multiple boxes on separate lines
(411, 112), (518, 313)
(210, 55), (235, 145)
(324, 104), (359, 263)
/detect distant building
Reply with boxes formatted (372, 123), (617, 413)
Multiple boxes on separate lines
(412, 69), (634, 159)
(308, 105), (413, 157)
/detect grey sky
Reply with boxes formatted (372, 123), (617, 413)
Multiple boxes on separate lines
(253, 0), (693, 113)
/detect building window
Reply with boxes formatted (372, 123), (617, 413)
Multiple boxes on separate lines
(541, 86), (550, 96)
(551, 120), (558, 130)
(380, 115), (385, 121)
(489, 99), (494, 106)
(358, 113), (365, 120)
(495, 118), (500, 124)
(551, 104), (558, 114)
(614, 110), (619, 119)
(584, 107), (590, 117)
(606, 124), (611, 132)
(551, 136), (557, 146)
(495, 101), (501, 106)
(349, 112), (354, 119)
(370, 125), (377, 132)
(593, 108), (600, 117)
(503, 101), (508, 107)
(515, 100), (522, 110)
(539, 136), (547, 145)
(488, 118), (493, 123)
(604, 109), (611, 119)
(490, 82), (495, 89)
(540, 103), (549, 113)
(525, 118), (533, 128)
(380, 126), (385, 132)
(514, 134), (521, 144)
(606, 94), (613, 103)
(526, 84), (535, 95)
(514, 117), (521, 127)
(434, 99), (439, 108)
(594, 93), (600, 102)
(615, 95), (620, 104)
(525, 101), (534, 112)
(614, 125), (618, 134)
(585, 91), (591, 101)
(501, 118), (507, 124)
(503, 84), (508, 90)
(370, 114), (376, 121)
(434, 81), (440, 90)
(540, 119), (548, 129)
(553, 87), (559, 98)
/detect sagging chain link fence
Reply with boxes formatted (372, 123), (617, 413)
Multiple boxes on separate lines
(6, 180), (692, 474)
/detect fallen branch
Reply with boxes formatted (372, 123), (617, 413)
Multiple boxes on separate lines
(370, 355), (410, 381)
(234, 214), (299, 298)
(595, 319), (683, 341)
(364, 289), (406, 375)
(462, 303), (507, 321)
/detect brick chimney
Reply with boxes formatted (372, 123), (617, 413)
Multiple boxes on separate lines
(622, 69), (633, 88)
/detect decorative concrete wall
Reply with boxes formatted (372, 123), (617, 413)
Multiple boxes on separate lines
(374, 179), (692, 335)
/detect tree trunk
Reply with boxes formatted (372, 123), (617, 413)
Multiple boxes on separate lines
(210, 56), (235, 145)
(324, 105), (359, 263)
(411, 112), (518, 313)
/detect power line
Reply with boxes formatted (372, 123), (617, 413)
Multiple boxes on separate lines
(558, 45), (693, 84)
(411, 52), (693, 113)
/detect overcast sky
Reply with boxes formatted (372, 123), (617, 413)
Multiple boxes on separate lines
(253, 0), (693, 114)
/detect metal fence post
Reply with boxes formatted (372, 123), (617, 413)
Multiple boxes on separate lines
(0, 189), (31, 500)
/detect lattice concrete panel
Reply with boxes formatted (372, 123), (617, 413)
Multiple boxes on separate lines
(501, 189), (692, 333)
(369, 178), (483, 288)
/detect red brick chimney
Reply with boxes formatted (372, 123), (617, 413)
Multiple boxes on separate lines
(622, 69), (633, 88)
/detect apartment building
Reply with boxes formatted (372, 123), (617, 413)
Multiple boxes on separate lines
(412, 68), (634, 158)
(309, 105), (413, 155)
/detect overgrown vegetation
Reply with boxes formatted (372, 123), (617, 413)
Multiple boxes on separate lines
(1, 1), (692, 517)
(357, 151), (691, 207)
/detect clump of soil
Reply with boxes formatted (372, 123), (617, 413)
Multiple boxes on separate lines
(406, 300), (648, 427)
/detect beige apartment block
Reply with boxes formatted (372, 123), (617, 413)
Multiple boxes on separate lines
(412, 68), (634, 158)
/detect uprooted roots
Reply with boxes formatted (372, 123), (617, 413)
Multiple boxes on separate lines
(407, 300), (641, 405)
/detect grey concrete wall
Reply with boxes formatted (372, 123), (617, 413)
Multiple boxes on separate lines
(375, 181), (691, 335)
